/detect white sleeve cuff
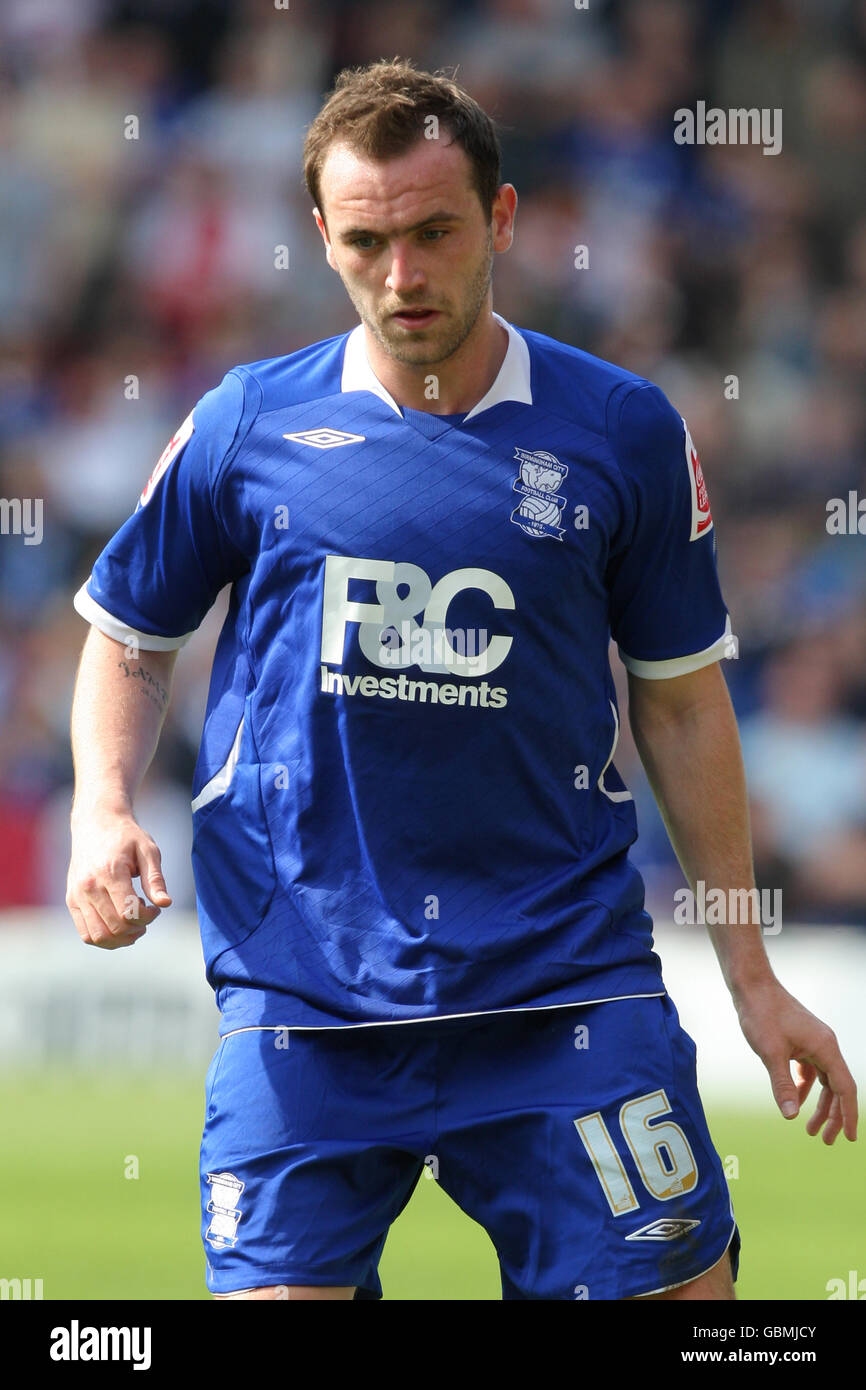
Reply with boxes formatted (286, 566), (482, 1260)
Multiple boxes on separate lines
(618, 615), (735, 679)
(73, 581), (195, 651)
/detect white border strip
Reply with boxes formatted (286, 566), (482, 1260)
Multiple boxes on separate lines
(219, 992), (666, 1034)
(463, 314), (533, 420)
(631, 1220), (738, 1298)
(618, 616), (733, 680)
(191, 716), (245, 812)
(73, 582), (194, 651)
(598, 699), (633, 803)
(340, 312), (532, 421)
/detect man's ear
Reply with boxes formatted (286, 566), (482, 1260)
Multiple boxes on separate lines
(313, 207), (338, 273)
(491, 183), (518, 254)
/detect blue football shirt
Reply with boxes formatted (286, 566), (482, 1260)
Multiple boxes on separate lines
(73, 313), (732, 1029)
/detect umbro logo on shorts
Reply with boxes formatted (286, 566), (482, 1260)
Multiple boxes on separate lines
(625, 1218), (701, 1241)
(283, 428), (366, 449)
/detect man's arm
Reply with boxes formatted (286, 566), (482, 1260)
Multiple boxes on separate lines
(67, 626), (178, 949)
(626, 659), (858, 1144)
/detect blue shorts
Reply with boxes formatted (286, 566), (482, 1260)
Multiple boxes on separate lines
(199, 993), (739, 1299)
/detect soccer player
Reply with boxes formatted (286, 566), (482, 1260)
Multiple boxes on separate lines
(67, 60), (857, 1301)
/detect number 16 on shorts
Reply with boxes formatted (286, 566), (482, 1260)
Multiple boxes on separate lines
(575, 1087), (698, 1215)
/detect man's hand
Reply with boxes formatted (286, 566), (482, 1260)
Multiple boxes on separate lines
(66, 813), (172, 949)
(732, 976), (858, 1144)
(627, 662), (859, 1147)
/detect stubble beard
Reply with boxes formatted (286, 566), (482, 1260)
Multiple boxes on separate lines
(346, 230), (495, 368)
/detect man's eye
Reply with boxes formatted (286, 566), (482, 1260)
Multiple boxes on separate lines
(420, 229), (447, 241)
(352, 237), (378, 250)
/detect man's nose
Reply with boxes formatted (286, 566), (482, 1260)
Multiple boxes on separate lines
(385, 243), (426, 296)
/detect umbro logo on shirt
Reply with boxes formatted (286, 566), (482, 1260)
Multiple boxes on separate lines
(283, 428), (366, 449)
(624, 1218), (701, 1241)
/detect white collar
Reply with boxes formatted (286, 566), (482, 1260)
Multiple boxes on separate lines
(340, 311), (532, 420)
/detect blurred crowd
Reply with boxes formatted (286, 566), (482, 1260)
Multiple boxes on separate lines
(1, 0), (865, 924)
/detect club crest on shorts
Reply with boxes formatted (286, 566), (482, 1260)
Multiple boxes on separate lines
(205, 1171), (245, 1250)
(510, 447), (568, 540)
(624, 1218), (701, 1241)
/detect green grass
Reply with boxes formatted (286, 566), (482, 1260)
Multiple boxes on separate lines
(0, 1073), (861, 1301)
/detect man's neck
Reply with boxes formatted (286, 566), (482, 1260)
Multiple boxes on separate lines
(362, 309), (508, 415)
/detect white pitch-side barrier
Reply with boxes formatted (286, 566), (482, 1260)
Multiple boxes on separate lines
(0, 911), (864, 1103)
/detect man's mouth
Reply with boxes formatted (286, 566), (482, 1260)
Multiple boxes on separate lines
(389, 308), (441, 329)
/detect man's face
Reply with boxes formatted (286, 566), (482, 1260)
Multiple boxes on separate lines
(314, 135), (514, 368)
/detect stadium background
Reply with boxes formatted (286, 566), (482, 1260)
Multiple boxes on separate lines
(0, 0), (864, 1299)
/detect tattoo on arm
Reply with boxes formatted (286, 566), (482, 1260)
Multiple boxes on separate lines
(117, 660), (169, 712)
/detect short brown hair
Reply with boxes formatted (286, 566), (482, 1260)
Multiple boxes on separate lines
(303, 58), (502, 222)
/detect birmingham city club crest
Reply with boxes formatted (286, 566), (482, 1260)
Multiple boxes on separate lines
(510, 448), (568, 540)
(205, 1171), (245, 1250)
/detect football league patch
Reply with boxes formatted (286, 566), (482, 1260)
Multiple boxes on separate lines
(683, 420), (713, 541)
(139, 410), (194, 508)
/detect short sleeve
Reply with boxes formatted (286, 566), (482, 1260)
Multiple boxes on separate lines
(606, 381), (733, 679)
(73, 371), (252, 649)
